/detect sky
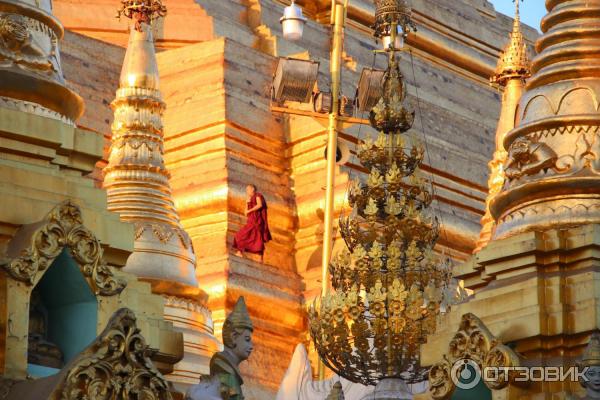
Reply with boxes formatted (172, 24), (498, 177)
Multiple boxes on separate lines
(490, 0), (546, 31)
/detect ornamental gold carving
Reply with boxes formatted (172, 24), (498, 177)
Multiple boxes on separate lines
(0, 200), (126, 295)
(56, 308), (172, 400)
(134, 222), (193, 249)
(501, 124), (600, 187)
(428, 313), (521, 400)
(0, 12), (60, 74)
(504, 136), (558, 181)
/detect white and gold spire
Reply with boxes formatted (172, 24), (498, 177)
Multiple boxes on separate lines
(103, 3), (219, 385)
(104, 13), (196, 286)
(474, 0), (531, 253)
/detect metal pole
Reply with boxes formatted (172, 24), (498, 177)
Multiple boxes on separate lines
(321, 1), (344, 300)
(318, 0), (345, 381)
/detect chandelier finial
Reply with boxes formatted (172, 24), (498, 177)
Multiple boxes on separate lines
(373, 0), (417, 43)
(116, 0), (167, 31)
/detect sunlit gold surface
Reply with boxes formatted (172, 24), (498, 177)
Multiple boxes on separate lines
(491, 0), (600, 239)
(474, 0), (530, 253)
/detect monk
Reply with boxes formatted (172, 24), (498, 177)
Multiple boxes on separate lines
(233, 184), (272, 262)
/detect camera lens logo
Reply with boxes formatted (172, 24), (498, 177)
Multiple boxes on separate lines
(451, 359), (482, 390)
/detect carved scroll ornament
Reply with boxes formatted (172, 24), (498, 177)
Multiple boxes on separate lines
(56, 308), (172, 400)
(0, 200), (126, 295)
(504, 136), (558, 181)
(428, 313), (521, 400)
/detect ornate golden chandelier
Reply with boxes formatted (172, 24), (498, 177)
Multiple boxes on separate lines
(308, 1), (453, 386)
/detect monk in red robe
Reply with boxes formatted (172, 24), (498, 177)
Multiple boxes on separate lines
(233, 185), (272, 262)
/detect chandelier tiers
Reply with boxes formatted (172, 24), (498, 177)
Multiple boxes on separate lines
(308, 18), (453, 384)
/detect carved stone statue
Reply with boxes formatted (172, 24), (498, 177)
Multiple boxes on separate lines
(27, 288), (63, 368)
(186, 296), (254, 400)
(578, 332), (600, 399)
(504, 136), (558, 180)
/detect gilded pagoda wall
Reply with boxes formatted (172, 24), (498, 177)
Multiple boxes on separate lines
(156, 38), (306, 397)
(49, 0), (539, 397)
(53, 0), (213, 48)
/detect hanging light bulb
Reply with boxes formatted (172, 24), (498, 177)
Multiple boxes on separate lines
(382, 26), (405, 50)
(280, 0), (307, 41)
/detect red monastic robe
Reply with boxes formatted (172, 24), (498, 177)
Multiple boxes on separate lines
(233, 193), (272, 255)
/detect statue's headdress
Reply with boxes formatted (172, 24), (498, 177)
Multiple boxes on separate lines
(580, 332), (600, 368)
(222, 297), (253, 345)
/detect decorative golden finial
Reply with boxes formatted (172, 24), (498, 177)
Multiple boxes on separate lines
(116, 0), (167, 31)
(310, 19), (451, 383)
(491, 0), (531, 87)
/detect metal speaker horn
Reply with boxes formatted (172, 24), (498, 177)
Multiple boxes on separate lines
(314, 91), (332, 113)
(339, 95), (354, 117)
(356, 68), (385, 113)
(323, 139), (350, 165)
(272, 57), (319, 104)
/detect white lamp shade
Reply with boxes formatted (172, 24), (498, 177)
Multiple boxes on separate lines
(280, 2), (307, 42)
(382, 33), (404, 50)
(282, 19), (305, 41)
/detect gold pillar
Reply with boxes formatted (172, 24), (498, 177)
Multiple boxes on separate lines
(321, 1), (346, 297)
